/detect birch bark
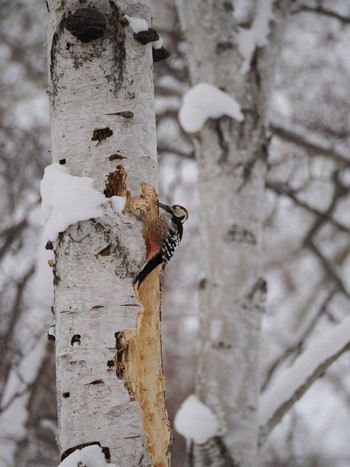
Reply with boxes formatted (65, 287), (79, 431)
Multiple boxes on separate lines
(47, 1), (171, 465)
(175, 1), (290, 465)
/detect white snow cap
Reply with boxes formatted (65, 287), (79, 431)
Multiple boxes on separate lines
(237, 0), (275, 73)
(124, 15), (149, 34)
(152, 38), (163, 50)
(179, 83), (244, 133)
(174, 394), (220, 444)
(58, 445), (117, 467)
(41, 163), (106, 241)
(110, 195), (126, 213)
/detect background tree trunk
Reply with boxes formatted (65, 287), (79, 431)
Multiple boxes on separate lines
(47, 1), (171, 465)
(175, 1), (290, 465)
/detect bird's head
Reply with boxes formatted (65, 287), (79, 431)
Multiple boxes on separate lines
(156, 201), (189, 224)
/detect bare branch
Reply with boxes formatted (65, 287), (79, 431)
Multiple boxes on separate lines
(261, 290), (336, 391)
(266, 182), (350, 234)
(0, 218), (28, 261)
(306, 239), (350, 299)
(270, 123), (350, 167)
(293, 4), (350, 24)
(259, 316), (350, 448)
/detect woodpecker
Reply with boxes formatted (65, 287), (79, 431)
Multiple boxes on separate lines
(133, 201), (188, 289)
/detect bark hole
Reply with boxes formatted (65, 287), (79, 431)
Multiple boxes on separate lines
(86, 379), (104, 385)
(108, 153), (127, 161)
(104, 165), (128, 197)
(65, 8), (106, 43)
(96, 243), (111, 256)
(115, 331), (128, 379)
(91, 127), (113, 143)
(59, 158), (66, 165)
(216, 41), (234, 54)
(107, 360), (114, 368)
(212, 341), (232, 350)
(225, 224), (256, 244)
(71, 334), (81, 346)
(108, 111), (134, 118)
(62, 392), (70, 398)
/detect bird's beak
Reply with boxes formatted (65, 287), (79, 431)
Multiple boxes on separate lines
(156, 201), (172, 213)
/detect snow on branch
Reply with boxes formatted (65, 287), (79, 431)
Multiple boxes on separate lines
(174, 394), (220, 444)
(179, 83), (244, 133)
(237, 0), (275, 73)
(259, 315), (350, 447)
(123, 15), (161, 48)
(58, 445), (117, 467)
(123, 15), (149, 34)
(41, 163), (106, 242)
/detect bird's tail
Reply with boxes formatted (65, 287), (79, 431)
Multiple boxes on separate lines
(133, 253), (163, 289)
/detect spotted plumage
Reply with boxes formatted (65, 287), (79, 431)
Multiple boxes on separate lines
(133, 202), (188, 289)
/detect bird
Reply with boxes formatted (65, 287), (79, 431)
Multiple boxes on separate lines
(133, 201), (188, 289)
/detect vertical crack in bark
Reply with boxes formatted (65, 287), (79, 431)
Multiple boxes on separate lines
(50, 17), (66, 102)
(109, 1), (126, 95)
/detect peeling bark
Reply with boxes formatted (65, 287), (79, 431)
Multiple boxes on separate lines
(47, 0), (171, 465)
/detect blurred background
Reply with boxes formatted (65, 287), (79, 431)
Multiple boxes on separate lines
(0, 0), (350, 465)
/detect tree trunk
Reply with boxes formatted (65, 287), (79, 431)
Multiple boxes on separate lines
(47, 1), (171, 465)
(175, 1), (290, 465)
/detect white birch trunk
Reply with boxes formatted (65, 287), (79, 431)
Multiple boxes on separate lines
(47, 1), (171, 465)
(175, 1), (290, 465)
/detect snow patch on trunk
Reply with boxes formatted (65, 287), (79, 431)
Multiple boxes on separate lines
(174, 394), (220, 444)
(179, 83), (244, 133)
(124, 15), (149, 33)
(58, 445), (117, 467)
(110, 195), (126, 213)
(41, 163), (106, 242)
(237, 0), (275, 73)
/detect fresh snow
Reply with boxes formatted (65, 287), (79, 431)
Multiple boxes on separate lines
(152, 38), (163, 50)
(124, 15), (149, 34)
(174, 394), (220, 444)
(259, 314), (350, 426)
(179, 83), (244, 133)
(58, 445), (117, 467)
(110, 195), (126, 213)
(237, 0), (275, 73)
(41, 164), (106, 241)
